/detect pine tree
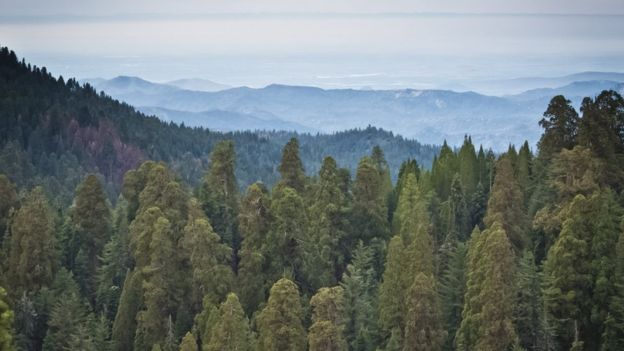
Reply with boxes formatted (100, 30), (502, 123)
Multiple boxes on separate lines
(378, 236), (406, 335)
(198, 140), (239, 258)
(341, 242), (379, 351)
(257, 278), (306, 351)
(371, 145), (393, 203)
(237, 182), (272, 314)
(111, 270), (142, 351)
(277, 138), (306, 193)
(7, 186), (56, 295)
(538, 95), (579, 160)
(475, 222), (518, 350)
(458, 136), (479, 198)
(69, 174), (112, 300)
(431, 141), (458, 201)
(439, 242), (467, 351)
(206, 293), (252, 351)
(305, 156), (348, 291)
(351, 156), (390, 244)
(266, 187), (308, 288)
(0, 286), (14, 351)
(483, 156), (528, 252)
(388, 159), (420, 224)
(308, 286), (347, 351)
(403, 273), (446, 351)
(515, 250), (544, 351)
(178, 332), (197, 351)
(182, 199), (233, 308)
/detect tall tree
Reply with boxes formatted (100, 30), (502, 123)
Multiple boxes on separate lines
(514, 250), (545, 351)
(277, 138), (306, 193)
(351, 156), (390, 244)
(341, 242), (380, 351)
(198, 140), (239, 259)
(257, 278), (306, 351)
(205, 293), (252, 351)
(538, 95), (579, 160)
(308, 286), (347, 351)
(484, 156), (528, 252)
(7, 186), (56, 295)
(68, 174), (112, 301)
(178, 332), (197, 351)
(403, 273), (446, 351)
(458, 136), (479, 198)
(237, 182), (272, 314)
(439, 242), (467, 351)
(602, 220), (624, 350)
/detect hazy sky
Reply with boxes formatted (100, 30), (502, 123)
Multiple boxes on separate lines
(2, 0), (624, 89)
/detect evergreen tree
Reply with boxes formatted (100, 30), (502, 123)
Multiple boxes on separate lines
(7, 186), (56, 295)
(388, 159), (420, 224)
(484, 156), (528, 252)
(602, 220), (624, 350)
(515, 250), (544, 351)
(266, 186), (308, 288)
(403, 273), (446, 351)
(257, 278), (306, 351)
(178, 332), (198, 351)
(111, 270), (142, 351)
(351, 156), (390, 244)
(308, 286), (347, 351)
(277, 138), (306, 193)
(305, 156), (348, 291)
(237, 182), (272, 314)
(431, 141), (458, 201)
(378, 236), (406, 335)
(458, 136), (479, 198)
(182, 199), (233, 308)
(198, 140), (239, 259)
(439, 242), (467, 351)
(205, 293), (252, 351)
(341, 242), (379, 351)
(538, 95), (579, 160)
(68, 174), (112, 301)
(0, 286), (14, 351)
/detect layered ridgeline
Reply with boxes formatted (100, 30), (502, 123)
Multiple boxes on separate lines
(0, 47), (438, 206)
(2, 44), (624, 351)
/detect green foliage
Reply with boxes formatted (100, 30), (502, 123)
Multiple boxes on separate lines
(257, 278), (306, 351)
(0, 286), (14, 351)
(439, 242), (467, 351)
(7, 186), (56, 295)
(237, 182), (272, 314)
(205, 293), (252, 351)
(538, 95), (579, 160)
(0, 174), (17, 243)
(308, 286), (347, 351)
(198, 140), (239, 254)
(278, 138), (306, 193)
(403, 273), (446, 351)
(178, 332), (198, 351)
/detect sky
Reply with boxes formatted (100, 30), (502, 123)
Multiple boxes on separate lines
(2, 0), (624, 90)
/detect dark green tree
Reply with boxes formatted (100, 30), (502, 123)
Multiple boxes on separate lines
(277, 138), (306, 193)
(308, 286), (347, 351)
(538, 95), (579, 160)
(0, 286), (14, 351)
(257, 278), (306, 351)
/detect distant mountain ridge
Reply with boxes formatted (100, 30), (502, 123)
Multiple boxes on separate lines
(85, 74), (624, 150)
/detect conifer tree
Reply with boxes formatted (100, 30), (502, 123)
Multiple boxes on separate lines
(205, 293), (252, 351)
(266, 186), (308, 287)
(538, 95), (579, 160)
(198, 140), (239, 257)
(371, 145), (393, 202)
(305, 156), (348, 290)
(68, 174), (112, 300)
(237, 182), (272, 313)
(483, 156), (528, 252)
(403, 273), (446, 351)
(602, 221), (624, 350)
(388, 159), (419, 224)
(352, 156), (390, 244)
(257, 278), (306, 351)
(439, 242), (466, 351)
(278, 138), (306, 193)
(458, 136), (479, 198)
(7, 186), (56, 295)
(111, 270), (142, 351)
(0, 286), (14, 351)
(182, 199), (233, 308)
(515, 250), (544, 351)
(308, 286), (347, 351)
(341, 243), (379, 351)
(178, 332), (197, 351)
(378, 236), (406, 335)
(431, 141), (458, 201)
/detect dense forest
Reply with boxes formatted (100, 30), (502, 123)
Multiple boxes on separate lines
(1, 46), (624, 351)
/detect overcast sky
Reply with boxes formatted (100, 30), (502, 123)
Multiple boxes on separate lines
(2, 0), (624, 89)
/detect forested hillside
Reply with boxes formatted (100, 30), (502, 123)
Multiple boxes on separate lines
(2, 45), (624, 351)
(0, 47), (437, 206)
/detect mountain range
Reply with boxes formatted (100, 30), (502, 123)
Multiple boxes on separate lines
(82, 74), (624, 150)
